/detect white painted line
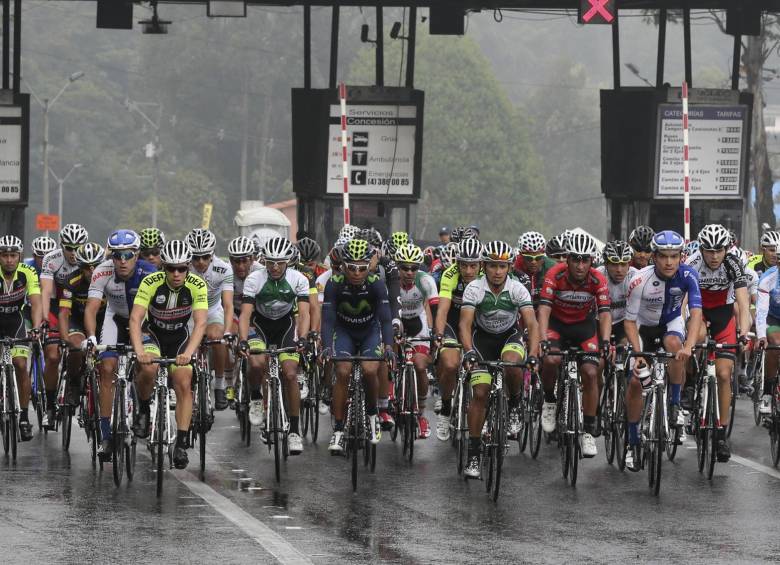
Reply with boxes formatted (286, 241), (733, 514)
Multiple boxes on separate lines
(285, 527), (303, 530)
(172, 470), (313, 565)
(231, 469), (247, 473)
(731, 454), (780, 481)
(233, 477), (254, 482)
(247, 487), (266, 491)
(264, 505), (285, 509)
(271, 515), (290, 519)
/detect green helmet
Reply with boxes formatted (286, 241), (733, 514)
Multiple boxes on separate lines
(343, 238), (374, 262)
(140, 227), (166, 250)
(394, 243), (424, 264)
(387, 231), (410, 257)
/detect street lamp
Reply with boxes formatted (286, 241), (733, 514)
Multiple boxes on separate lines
(125, 98), (163, 227)
(24, 71), (86, 217)
(49, 162), (82, 233)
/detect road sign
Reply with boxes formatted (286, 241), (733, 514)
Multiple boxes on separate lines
(201, 203), (213, 230)
(36, 213), (59, 231)
(579, 0), (616, 24)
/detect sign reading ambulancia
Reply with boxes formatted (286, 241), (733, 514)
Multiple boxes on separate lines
(0, 105), (22, 202)
(327, 104), (417, 196)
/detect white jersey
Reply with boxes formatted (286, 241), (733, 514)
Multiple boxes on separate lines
(232, 261), (263, 313)
(462, 276), (532, 334)
(40, 249), (79, 288)
(88, 259), (157, 318)
(316, 270), (332, 304)
(190, 256), (233, 308)
(399, 271), (438, 319)
(596, 266), (637, 324)
(243, 268), (310, 320)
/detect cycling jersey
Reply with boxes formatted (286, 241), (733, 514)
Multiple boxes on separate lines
(0, 263), (40, 315)
(462, 276), (532, 335)
(242, 268), (310, 321)
(60, 270), (106, 332)
(320, 273), (393, 349)
(685, 250), (746, 309)
(232, 261), (263, 314)
(190, 256), (233, 309)
(756, 266), (780, 339)
(596, 266), (637, 325)
(23, 257), (41, 276)
(297, 263), (325, 298)
(88, 259), (158, 318)
(748, 254), (773, 278)
(539, 262), (610, 325)
(624, 265), (702, 328)
(438, 264), (471, 333)
(512, 255), (557, 308)
(40, 249), (79, 288)
(134, 271), (208, 333)
(400, 271), (438, 319)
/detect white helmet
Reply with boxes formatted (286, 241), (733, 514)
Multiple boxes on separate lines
(760, 230), (780, 249)
(565, 232), (598, 257)
(698, 224), (730, 250)
(457, 238), (482, 262)
(228, 236), (256, 258)
(0, 235), (23, 253)
(60, 223), (88, 246)
(31, 236), (57, 257)
(518, 231), (547, 254)
(481, 240), (514, 263)
(185, 228), (217, 255)
(339, 224), (361, 240)
(160, 240), (193, 265)
(75, 242), (105, 266)
(263, 237), (296, 262)
(440, 242), (459, 268)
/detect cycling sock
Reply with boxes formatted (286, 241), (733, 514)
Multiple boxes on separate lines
(250, 387), (262, 401)
(440, 398), (452, 417)
(583, 415), (597, 435)
(366, 405), (377, 416)
(544, 390), (556, 403)
(334, 420), (344, 432)
(214, 376), (226, 390)
(628, 422), (639, 446)
(19, 408), (27, 421)
(670, 383), (681, 405)
(377, 397), (389, 410)
(99, 417), (111, 440)
(468, 436), (481, 458)
(289, 416), (299, 435)
(176, 430), (188, 446)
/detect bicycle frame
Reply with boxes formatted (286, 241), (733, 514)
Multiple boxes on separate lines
(148, 364), (175, 456)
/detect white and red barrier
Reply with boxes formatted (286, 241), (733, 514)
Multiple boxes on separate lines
(339, 82), (350, 226)
(682, 81), (690, 242)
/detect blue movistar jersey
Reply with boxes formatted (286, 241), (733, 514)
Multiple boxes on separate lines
(625, 264), (702, 327)
(321, 273), (393, 348)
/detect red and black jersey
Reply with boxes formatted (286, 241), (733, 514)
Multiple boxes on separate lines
(539, 262), (610, 324)
(685, 251), (746, 310)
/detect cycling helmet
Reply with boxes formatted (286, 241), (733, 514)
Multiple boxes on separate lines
(343, 238), (374, 262)
(566, 232), (598, 257)
(263, 237), (296, 262)
(329, 244), (346, 265)
(461, 226), (479, 241)
(760, 230), (780, 248)
(185, 228), (217, 255)
(227, 236), (256, 258)
(140, 227), (166, 250)
(697, 224), (730, 250)
(31, 236), (57, 257)
(728, 229), (738, 247)
(628, 225), (655, 252)
(60, 223), (88, 246)
(0, 235), (23, 253)
(546, 234), (568, 257)
(450, 227), (463, 243)
(457, 238), (483, 262)
(250, 235), (264, 257)
(107, 229), (141, 251)
(651, 230), (685, 251)
(518, 231), (547, 254)
(296, 237), (321, 263)
(684, 240), (700, 257)
(160, 240), (192, 265)
(395, 243), (424, 265)
(423, 246), (436, 263)
(481, 240), (514, 263)
(339, 224), (361, 240)
(386, 231), (411, 257)
(290, 246), (301, 266)
(440, 242), (459, 268)
(359, 228), (383, 249)
(603, 240), (633, 263)
(75, 242), (105, 266)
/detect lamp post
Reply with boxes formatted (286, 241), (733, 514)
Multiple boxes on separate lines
(49, 162), (82, 233)
(125, 99), (162, 227)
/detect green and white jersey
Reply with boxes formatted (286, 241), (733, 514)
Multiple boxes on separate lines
(462, 276), (532, 334)
(242, 267), (310, 320)
(190, 256), (234, 308)
(399, 271), (438, 319)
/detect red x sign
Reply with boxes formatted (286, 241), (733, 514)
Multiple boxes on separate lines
(579, 0), (616, 24)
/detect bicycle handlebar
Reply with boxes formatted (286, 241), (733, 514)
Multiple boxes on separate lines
(474, 360), (528, 369)
(543, 348), (599, 359)
(248, 346), (299, 356)
(693, 342), (742, 351)
(149, 357), (192, 367)
(629, 351), (676, 360)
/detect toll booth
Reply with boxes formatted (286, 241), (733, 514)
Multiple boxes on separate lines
(601, 87), (752, 240)
(291, 86), (424, 249)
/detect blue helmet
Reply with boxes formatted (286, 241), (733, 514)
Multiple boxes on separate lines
(684, 240), (700, 256)
(107, 229), (141, 251)
(651, 230), (684, 252)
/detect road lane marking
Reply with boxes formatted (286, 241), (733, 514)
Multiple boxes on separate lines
(173, 470), (312, 565)
(731, 454), (780, 480)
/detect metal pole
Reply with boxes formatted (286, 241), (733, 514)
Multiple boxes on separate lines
(406, 6), (417, 88)
(611, 9), (620, 89)
(731, 33), (742, 90)
(683, 6), (692, 86)
(152, 105), (161, 228)
(57, 179), (63, 227)
(2, 0), (8, 91)
(329, 6), (339, 90)
(303, 4), (311, 89)
(656, 9), (667, 88)
(12, 0), (19, 94)
(376, 6), (384, 87)
(42, 99), (49, 215)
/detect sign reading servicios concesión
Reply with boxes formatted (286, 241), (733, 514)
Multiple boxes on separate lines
(0, 106), (22, 203)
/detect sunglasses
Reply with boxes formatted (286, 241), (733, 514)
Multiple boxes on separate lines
(522, 254), (544, 262)
(569, 255), (592, 264)
(345, 262), (369, 273)
(140, 249), (161, 257)
(266, 260), (288, 269)
(111, 250), (137, 261)
(63, 245), (80, 252)
(192, 254), (212, 261)
(606, 258), (630, 265)
(230, 256), (253, 263)
(165, 265), (189, 274)
(399, 265), (419, 272)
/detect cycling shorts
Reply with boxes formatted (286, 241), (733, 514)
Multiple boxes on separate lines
(402, 315), (430, 355)
(611, 320), (626, 344)
(0, 313), (28, 358)
(703, 305), (737, 361)
(143, 330), (191, 369)
(442, 323), (460, 346)
(470, 327), (526, 387)
(546, 317), (599, 366)
(207, 302), (224, 327)
(252, 314), (299, 363)
(638, 315), (686, 352)
(99, 312), (130, 360)
(331, 320), (383, 360)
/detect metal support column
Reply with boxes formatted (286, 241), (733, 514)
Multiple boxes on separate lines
(656, 8), (666, 88)
(12, 0), (18, 94)
(406, 6), (416, 88)
(303, 5), (311, 89)
(731, 33), (741, 90)
(2, 0), (8, 90)
(611, 8), (620, 89)
(329, 6), (339, 89)
(683, 6), (692, 86)
(376, 6), (383, 86)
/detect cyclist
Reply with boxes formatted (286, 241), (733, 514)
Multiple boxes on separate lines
(186, 229), (234, 411)
(748, 230), (780, 278)
(320, 238), (395, 453)
(433, 239), (482, 441)
(545, 233), (568, 263)
(513, 231), (557, 310)
(85, 229), (156, 460)
(0, 236), (42, 441)
(139, 227), (165, 269)
(623, 230), (703, 471)
(597, 240), (636, 345)
(756, 262), (780, 414)
(25, 236), (57, 275)
(58, 243), (105, 405)
(538, 232), (611, 458)
(39, 223), (89, 428)
(460, 240), (539, 477)
(130, 240), (208, 470)
(238, 237), (311, 455)
(686, 224), (751, 461)
(296, 236), (325, 334)
(628, 225), (655, 269)
(396, 243), (439, 439)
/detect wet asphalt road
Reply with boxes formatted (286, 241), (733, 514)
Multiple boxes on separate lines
(1, 396), (780, 564)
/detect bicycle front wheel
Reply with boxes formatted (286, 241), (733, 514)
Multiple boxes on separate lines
(61, 403), (72, 451)
(751, 351), (764, 426)
(492, 392), (507, 502)
(602, 372), (615, 465)
(727, 373), (737, 438)
(311, 363), (321, 443)
(112, 382), (125, 487)
(650, 387), (664, 495)
(568, 382), (580, 487)
(156, 387), (166, 498)
(529, 381), (543, 460)
(771, 391), (780, 467)
(7, 369), (17, 461)
(271, 380), (281, 483)
(198, 368), (208, 480)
